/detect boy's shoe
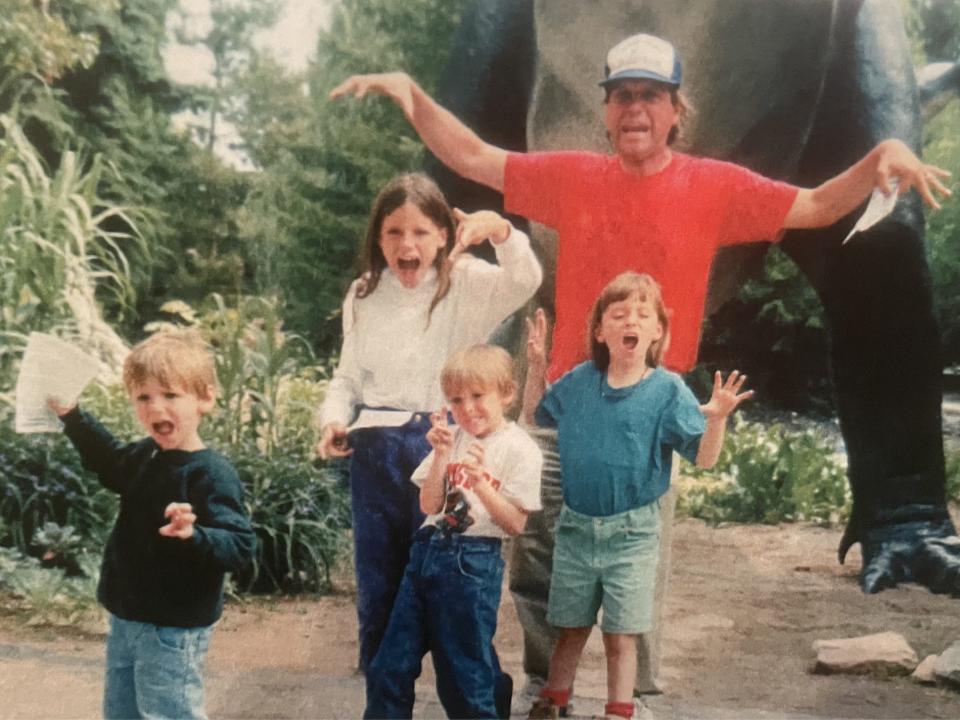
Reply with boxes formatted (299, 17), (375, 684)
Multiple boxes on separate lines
(527, 696), (560, 719)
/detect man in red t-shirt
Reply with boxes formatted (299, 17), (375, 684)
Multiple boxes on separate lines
(330, 32), (950, 704)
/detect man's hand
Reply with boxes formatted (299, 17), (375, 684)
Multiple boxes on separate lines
(328, 72), (416, 118)
(447, 208), (513, 264)
(700, 370), (753, 420)
(159, 502), (196, 540)
(316, 423), (352, 460)
(874, 138), (951, 210)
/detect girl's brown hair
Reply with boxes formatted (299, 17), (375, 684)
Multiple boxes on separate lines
(588, 272), (671, 371)
(354, 173), (456, 318)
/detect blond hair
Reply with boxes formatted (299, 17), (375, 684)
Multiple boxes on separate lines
(588, 272), (671, 370)
(441, 345), (517, 402)
(123, 330), (217, 399)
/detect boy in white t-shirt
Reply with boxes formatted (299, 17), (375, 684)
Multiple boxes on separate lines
(364, 344), (543, 719)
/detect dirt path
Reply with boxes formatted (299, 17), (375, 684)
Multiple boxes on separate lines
(2, 518), (960, 719)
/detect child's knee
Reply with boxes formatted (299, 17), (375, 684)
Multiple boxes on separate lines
(601, 631), (637, 658)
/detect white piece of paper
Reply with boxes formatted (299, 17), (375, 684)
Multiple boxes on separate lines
(347, 408), (414, 433)
(843, 178), (899, 244)
(15, 333), (102, 433)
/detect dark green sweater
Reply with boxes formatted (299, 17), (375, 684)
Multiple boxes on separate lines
(62, 409), (256, 627)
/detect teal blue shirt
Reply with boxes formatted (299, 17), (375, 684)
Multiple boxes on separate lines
(536, 362), (705, 516)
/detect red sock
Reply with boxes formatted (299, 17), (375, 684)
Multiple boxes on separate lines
(604, 701), (634, 719)
(540, 687), (571, 708)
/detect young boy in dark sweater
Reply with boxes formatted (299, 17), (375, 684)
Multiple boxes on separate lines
(49, 331), (256, 720)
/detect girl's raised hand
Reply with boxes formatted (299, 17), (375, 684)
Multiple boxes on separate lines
(328, 72), (415, 118)
(448, 208), (512, 265)
(526, 308), (548, 370)
(700, 370), (754, 420)
(426, 408), (454, 456)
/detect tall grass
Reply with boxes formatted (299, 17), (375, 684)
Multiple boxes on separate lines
(0, 113), (143, 375)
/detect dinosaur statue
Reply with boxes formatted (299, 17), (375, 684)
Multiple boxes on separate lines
(426, 0), (958, 691)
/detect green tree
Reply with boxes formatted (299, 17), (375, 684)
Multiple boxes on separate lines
(0, 0), (116, 98)
(231, 0), (466, 357)
(170, 0), (281, 154)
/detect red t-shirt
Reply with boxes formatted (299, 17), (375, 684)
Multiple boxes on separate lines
(504, 151), (799, 379)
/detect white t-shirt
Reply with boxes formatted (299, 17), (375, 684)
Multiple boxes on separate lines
(412, 422), (543, 539)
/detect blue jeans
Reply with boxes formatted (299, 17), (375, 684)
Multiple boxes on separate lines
(349, 415), (432, 672)
(103, 614), (212, 719)
(365, 528), (512, 719)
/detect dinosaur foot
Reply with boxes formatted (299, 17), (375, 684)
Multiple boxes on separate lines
(855, 516), (960, 595)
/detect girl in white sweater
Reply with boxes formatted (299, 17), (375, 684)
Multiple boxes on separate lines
(316, 173), (541, 672)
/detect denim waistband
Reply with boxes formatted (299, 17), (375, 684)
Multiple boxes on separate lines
(415, 525), (502, 548)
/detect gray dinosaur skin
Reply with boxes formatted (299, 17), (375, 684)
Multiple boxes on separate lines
(428, 0), (958, 596)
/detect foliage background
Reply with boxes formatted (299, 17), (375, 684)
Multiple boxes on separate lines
(0, 0), (957, 612)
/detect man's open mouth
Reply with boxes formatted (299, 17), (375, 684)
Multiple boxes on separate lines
(397, 258), (421, 271)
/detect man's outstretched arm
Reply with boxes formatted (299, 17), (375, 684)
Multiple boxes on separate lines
(330, 72), (508, 192)
(784, 138), (951, 229)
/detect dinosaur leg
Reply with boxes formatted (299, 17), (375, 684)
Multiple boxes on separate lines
(781, 0), (959, 595)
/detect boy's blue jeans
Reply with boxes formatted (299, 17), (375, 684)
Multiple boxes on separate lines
(364, 527), (512, 719)
(103, 614), (212, 719)
(349, 416), (432, 672)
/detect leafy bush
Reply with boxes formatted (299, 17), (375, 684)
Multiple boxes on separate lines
(234, 446), (350, 593)
(0, 405), (117, 556)
(677, 416), (850, 526)
(144, 294), (350, 593)
(2, 292), (350, 596)
(0, 546), (101, 628)
(946, 446), (960, 506)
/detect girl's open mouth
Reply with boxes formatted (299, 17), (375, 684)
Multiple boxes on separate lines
(623, 335), (639, 349)
(397, 258), (421, 271)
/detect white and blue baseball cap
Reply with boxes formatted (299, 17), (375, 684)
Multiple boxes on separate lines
(600, 34), (682, 87)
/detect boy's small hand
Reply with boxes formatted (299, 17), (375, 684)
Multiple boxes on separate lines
(526, 308), (548, 369)
(701, 370), (754, 420)
(461, 442), (487, 489)
(448, 208), (513, 264)
(426, 408), (454, 456)
(46, 397), (75, 418)
(159, 502), (196, 540)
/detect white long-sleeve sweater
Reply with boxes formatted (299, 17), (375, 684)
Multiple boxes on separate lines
(318, 228), (542, 428)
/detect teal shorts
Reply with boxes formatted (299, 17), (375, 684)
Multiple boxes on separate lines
(546, 501), (661, 634)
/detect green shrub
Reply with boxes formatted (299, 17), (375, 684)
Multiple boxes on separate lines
(234, 446), (350, 594)
(677, 416), (850, 526)
(946, 446), (960, 505)
(0, 405), (117, 556)
(1, 293), (351, 597)
(0, 546), (101, 628)
(144, 295), (351, 593)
